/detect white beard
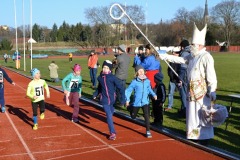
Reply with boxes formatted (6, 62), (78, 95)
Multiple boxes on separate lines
(190, 45), (200, 57)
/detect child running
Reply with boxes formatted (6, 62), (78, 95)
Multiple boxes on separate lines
(62, 64), (82, 122)
(0, 67), (15, 113)
(93, 60), (125, 140)
(26, 68), (50, 130)
(125, 65), (157, 138)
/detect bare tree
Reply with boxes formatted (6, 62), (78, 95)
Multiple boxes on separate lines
(85, 4), (145, 46)
(211, 0), (240, 47)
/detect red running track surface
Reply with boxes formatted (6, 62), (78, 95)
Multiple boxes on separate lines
(0, 68), (224, 160)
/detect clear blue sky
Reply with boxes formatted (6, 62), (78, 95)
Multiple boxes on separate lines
(0, 0), (223, 29)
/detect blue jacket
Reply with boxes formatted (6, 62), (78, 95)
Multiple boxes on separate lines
(125, 77), (156, 107)
(134, 54), (160, 71)
(93, 72), (125, 105)
(0, 68), (13, 84)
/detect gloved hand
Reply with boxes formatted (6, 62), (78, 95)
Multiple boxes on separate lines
(210, 92), (216, 101)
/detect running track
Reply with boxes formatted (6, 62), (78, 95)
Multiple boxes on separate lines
(0, 68), (224, 160)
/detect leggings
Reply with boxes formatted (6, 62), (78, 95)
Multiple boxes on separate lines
(131, 105), (150, 131)
(32, 100), (45, 116)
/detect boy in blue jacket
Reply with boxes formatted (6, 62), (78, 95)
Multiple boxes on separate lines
(125, 65), (157, 138)
(93, 60), (125, 140)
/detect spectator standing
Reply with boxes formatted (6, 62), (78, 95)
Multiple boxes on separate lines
(165, 51), (180, 111)
(48, 61), (59, 83)
(177, 40), (191, 117)
(132, 46), (144, 68)
(68, 52), (73, 62)
(151, 72), (166, 126)
(113, 44), (130, 104)
(134, 44), (161, 88)
(3, 53), (8, 63)
(88, 50), (98, 89)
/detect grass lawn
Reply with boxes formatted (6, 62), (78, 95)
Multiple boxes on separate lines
(2, 52), (240, 156)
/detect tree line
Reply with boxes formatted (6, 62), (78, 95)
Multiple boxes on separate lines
(0, 0), (240, 50)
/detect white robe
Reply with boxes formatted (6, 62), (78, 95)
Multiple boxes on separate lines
(163, 48), (217, 140)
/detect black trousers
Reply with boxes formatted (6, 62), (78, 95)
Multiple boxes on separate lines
(32, 100), (45, 116)
(130, 105), (150, 131)
(152, 100), (163, 124)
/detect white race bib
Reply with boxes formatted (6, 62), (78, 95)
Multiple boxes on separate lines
(69, 79), (79, 89)
(34, 85), (44, 97)
(0, 71), (3, 83)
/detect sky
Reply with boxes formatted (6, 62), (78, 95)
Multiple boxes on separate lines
(0, 0), (224, 29)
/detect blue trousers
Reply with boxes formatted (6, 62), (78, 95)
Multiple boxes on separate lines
(179, 84), (187, 110)
(167, 81), (176, 108)
(89, 68), (97, 87)
(115, 78), (126, 103)
(0, 85), (5, 107)
(103, 104), (116, 134)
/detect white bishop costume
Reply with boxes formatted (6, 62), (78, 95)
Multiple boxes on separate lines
(160, 23), (217, 140)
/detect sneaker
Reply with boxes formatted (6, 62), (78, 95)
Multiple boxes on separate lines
(108, 133), (116, 140)
(40, 113), (45, 120)
(33, 124), (38, 130)
(71, 118), (79, 123)
(146, 131), (152, 138)
(1, 106), (5, 113)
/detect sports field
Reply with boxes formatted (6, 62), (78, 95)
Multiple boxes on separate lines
(2, 52), (240, 157)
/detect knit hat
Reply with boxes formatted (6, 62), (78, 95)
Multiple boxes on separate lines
(145, 44), (151, 50)
(102, 60), (113, 70)
(118, 44), (126, 52)
(154, 72), (164, 82)
(180, 39), (190, 48)
(138, 46), (143, 51)
(73, 64), (81, 72)
(30, 68), (40, 78)
(135, 65), (144, 72)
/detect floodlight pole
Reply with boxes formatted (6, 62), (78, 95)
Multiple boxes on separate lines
(30, 0), (32, 70)
(14, 0), (18, 69)
(23, 0), (26, 71)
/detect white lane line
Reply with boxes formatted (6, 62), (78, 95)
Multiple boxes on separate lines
(46, 147), (112, 160)
(0, 140), (11, 143)
(34, 134), (82, 140)
(32, 139), (174, 156)
(0, 152), (29, 158)
(113, 139), (174, 148)
(43, 139), (175, 160)
(33, 144), (107, 154)
(5, 112), (35, 160)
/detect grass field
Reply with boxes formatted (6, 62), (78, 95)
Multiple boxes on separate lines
(2, 52), (240, 156)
